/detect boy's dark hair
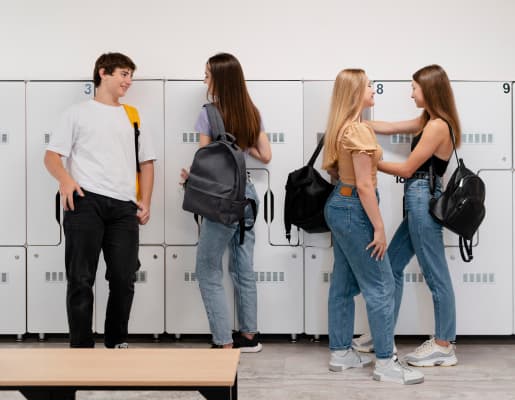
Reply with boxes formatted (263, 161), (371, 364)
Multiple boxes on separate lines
(93, 52), (136, 87)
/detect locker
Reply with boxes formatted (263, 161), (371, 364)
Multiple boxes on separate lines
(27, 245), (71, 334)
(95, 246), (165, 335)
(165, 246), (234, 335)
(0, 247), (26, 335)
(446, 170), (512, 334)
(164, 81), (205, 245)
(304, 247), (370, 336)
(122, 80), (165, 245)
(251, 245), (303, 334)
(302, 81), (333, 248)
(0, 82), (25, 246)
(26, 81), (93, 245)
(246, 82), (303, 246)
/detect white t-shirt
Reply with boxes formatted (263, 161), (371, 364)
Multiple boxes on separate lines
(47, 99), (156, 202)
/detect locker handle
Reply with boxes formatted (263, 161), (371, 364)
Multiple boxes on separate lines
(55, 191), (61, 224)
(263, 189), (274, 223)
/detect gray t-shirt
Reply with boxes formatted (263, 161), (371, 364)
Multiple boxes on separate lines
(194, 106), (264, 140)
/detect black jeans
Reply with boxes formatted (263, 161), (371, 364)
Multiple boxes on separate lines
(63, 190), (139, 348)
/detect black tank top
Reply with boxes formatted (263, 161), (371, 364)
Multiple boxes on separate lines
(411, 131), (450, 177)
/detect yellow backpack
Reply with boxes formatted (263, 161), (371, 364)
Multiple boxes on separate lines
(122, 104), (141, 201)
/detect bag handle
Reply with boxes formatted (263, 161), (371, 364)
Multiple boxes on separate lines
(307, 134), (325, 167)
(444, 120), (460, 166)
(205, 103), (227, 142)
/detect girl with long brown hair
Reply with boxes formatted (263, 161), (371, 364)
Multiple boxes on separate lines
(354, 64), (460, 367)
(182, 53), (271, 351)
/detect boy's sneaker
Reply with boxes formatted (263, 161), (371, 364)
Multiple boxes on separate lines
(404, 338), (458, 367)
(329, 348), (372, 372)
(232, 331), (262, 353)
(352, 333), (397, 354)
(373, 355), (424, 385)
(113, 342), (129, 349)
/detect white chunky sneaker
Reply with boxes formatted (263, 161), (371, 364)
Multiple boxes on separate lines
(329, 348), (372, 372)
(373, 355), (424, 385)
(404, 338), (458, 367)
(351, 333), (397, 354)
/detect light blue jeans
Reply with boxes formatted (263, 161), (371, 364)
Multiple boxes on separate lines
(196, 183), (259, 345)
(388, 177), (456, 341)
(324, 182), (395, 359)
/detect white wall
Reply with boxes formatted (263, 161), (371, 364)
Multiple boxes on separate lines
(1, 0), (514, 81)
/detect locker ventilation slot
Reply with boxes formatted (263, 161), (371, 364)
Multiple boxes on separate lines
(463, 272), (495, 284)
(266, 132), (285, 143)
(182, 132), (200, 143)
(462, 133), (493, 144)
(0, 272), (8, 283)
(322, 272), (333, 283)
(404, 272), (424, 283)
(0, 133), (7, 144)
(255, 271), (284, 283)
(44, 133), (51, 144)
(135, 271), (147, 283)
(391, 134), (412, 144)
(184, 272), (197, 283)
(45, 271), (65, 282)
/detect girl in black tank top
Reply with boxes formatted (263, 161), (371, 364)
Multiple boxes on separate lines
(411, 131), (450, 177)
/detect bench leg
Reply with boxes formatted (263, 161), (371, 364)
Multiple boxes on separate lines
(199, 374), (237, 400)
(20, 388), (76, 400)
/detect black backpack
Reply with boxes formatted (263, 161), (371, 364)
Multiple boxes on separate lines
(429, 123), (486, 262)
(284, 135), (334, 242)
(182, 104), (256, 245)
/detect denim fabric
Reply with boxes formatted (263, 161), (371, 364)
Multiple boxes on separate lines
(324, 182), (395, 359)
(388, 177), (456, 341)
(196, 183), (259, 345)
(63, 190), (139, 348)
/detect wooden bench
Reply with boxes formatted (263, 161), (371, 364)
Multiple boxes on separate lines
(0, 348), (240, 400)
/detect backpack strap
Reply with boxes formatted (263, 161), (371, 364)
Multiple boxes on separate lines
(122, 104), (141, 200)
(239, 198), (258, 245)
(205, 103), (227, 142)
(459, 236), (474, 263)
(307, 134), (325, 167)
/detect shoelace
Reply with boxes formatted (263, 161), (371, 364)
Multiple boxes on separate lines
(392, 356), (413, 372)
(414, 338), (435, 355)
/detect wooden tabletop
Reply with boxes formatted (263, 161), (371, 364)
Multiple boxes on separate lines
(0, 348), (240, 387)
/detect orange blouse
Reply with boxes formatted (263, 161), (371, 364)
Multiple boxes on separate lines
(337, 122), (383, 187)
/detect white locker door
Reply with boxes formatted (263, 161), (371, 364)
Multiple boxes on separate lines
(446, 170), (512, 334)
(0, 82), (25, 246)
(165, 246), (234, 335)
(27, 245), (70, 334)
(122, 80), (165, 245)
(0, 247), (26, 334)
(26, 81), (93, 245)
(252, 245), (303, 334)
(442, 82), (512, 248)
(304, 247), (370, 336)
(95, 246), (165, 334)
(164, 81), (205, 245)
(246, 82), (303, 246)
(302, 81), (333, 248)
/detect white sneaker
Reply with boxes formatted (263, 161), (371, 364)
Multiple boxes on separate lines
(373, 355), (424, 385)
(404, 338), (458, 367)
(329, 348), (372, 372)
(114, 342), (129, 349)
(351, 333), (397, 354)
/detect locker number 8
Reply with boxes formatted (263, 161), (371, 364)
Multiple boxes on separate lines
(376, 83), (383, 94)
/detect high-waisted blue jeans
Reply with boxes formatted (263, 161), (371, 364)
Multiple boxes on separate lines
(388, 177), (456, 341)
(324, 181), (395, 359)
(196, 183), (259, 345)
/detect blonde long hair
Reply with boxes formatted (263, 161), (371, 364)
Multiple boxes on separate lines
(322, 69), (368, 170)
(413, 65), (461, 146)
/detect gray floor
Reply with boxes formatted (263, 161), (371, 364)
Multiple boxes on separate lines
(1, 335), (515, 400)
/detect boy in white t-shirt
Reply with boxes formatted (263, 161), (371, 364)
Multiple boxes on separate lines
(44, 52), (156, 348)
